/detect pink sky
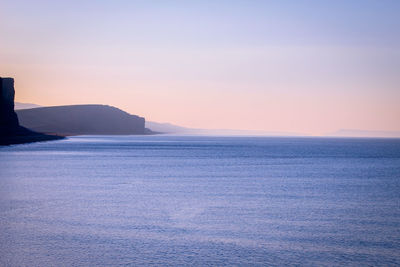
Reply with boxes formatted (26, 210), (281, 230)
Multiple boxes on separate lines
(1, 1), (399, 135)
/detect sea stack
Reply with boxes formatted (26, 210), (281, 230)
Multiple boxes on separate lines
(0, 77), (64, 145)
(0, 77), (20, 134)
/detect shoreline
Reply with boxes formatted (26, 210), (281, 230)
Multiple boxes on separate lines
(0, 133), (65, 146)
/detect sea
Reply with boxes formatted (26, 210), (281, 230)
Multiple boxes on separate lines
(0, 135), (399, 266)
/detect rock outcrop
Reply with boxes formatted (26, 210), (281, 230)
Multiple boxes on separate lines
(0, 78), (20, 134)
(0, 77), (64, 145)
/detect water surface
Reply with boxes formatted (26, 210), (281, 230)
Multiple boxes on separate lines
(1, 136), (399, 266)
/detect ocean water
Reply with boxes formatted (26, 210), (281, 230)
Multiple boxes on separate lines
(0, 135), (400, 266)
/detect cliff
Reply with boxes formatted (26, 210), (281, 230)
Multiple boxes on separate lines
(17, 105), (146, 136)
(0, 78), (20, 134)
(0, 77), (64, 145)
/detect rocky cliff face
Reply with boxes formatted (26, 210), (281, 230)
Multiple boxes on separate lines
(0, 77), (20, 134)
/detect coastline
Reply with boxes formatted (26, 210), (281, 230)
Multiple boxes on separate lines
(0, 133), (65, 146)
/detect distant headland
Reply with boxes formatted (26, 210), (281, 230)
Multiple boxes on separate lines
(17, 104), (148, 136)
(1, 77), (154, 146)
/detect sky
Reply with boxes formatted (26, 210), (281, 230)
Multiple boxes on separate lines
(1, 0), (399, 135)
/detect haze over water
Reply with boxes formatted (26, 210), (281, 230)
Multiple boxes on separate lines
(1, 135), (399, 266)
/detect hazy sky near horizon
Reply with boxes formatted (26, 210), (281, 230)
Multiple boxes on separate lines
(1, 0), (399, 135)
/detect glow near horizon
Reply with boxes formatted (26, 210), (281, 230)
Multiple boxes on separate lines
(1, 1), (399, 135)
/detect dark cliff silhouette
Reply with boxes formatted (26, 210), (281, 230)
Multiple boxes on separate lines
(17, 105), (146, 136)
(0, 77), (64, 145)
(0, 78), (19, 131)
